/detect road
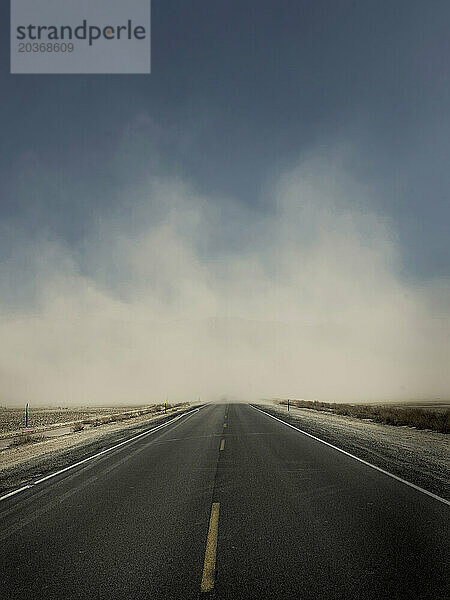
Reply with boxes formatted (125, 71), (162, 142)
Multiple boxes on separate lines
(0, 403), (448, 599)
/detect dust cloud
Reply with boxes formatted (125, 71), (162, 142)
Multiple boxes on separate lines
(1, 152), (448, 405)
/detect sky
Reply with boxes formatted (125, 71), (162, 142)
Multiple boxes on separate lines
(0, 1), (449, 405)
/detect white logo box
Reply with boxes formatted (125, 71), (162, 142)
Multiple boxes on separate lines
(11, 0), (151, 74)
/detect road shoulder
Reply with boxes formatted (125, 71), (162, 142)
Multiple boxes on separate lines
(254, 403), (449, 500)
(0, 407), (194, 495)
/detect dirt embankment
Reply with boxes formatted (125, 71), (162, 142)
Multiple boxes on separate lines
(255, 403), (449, 500)
(0, 404), (178, 436)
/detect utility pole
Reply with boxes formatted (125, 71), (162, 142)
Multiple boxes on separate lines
(287, 398), (290, 412)
(25, 403), (29, 427)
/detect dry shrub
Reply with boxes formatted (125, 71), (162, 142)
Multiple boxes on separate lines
(280, 400), (449, 433)
(11, 434), (44, 446)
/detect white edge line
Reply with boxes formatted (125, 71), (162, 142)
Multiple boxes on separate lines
(251, 405), (450, 507)
(0, 406), (203, 503)
(0, 485), (32, 501)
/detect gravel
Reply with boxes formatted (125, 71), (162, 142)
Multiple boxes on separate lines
(0, 407), (193, 495)
(255, 403), (449, 500)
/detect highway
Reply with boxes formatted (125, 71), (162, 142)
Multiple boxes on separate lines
(0, 403), (448, 599)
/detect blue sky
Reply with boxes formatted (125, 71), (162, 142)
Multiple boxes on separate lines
(0, 1), (449, 403)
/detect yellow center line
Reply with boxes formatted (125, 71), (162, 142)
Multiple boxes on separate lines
(200, 502), (220, 592)
(220, 438), (225, 451)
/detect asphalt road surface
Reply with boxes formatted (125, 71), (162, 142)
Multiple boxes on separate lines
(1, 403), (449, 599)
